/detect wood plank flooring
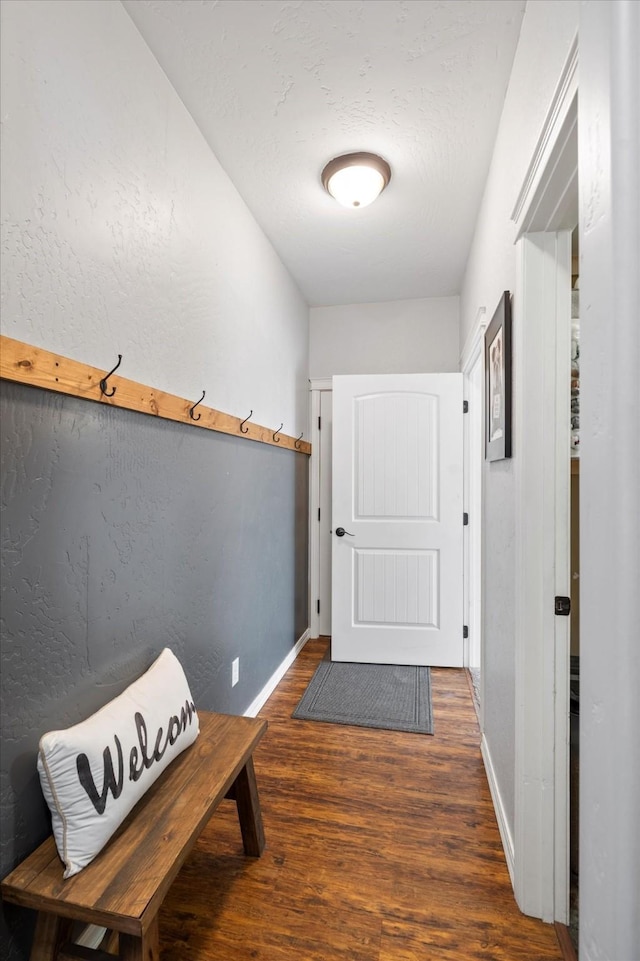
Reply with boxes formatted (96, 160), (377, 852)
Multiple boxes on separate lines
(159, 638), (563, 960)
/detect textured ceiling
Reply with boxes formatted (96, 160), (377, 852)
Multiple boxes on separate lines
(123, 0), (526, 306)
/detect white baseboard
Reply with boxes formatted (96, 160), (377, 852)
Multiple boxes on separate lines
(243, 629), (310, 717)
(481, 733), (515, 890)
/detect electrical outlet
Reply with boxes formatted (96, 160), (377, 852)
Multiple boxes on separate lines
(231, 657), (239, 687)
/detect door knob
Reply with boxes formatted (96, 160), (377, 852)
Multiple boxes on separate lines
(335, 527), (354, 537)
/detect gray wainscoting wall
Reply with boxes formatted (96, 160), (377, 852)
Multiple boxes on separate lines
(0, 381), (309, 959)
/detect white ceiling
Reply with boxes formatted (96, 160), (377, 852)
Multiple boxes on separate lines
(123, 0), (526, 307)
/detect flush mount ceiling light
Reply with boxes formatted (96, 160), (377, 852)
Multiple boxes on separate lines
(321, 152), (392, 209)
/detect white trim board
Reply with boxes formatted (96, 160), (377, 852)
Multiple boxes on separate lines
(309, 377), (333, 391)
(308, 385), (323, 639)
(461, 341), (484, 722)
(481, 734), (515, 888)
(514, 229), (572, 924)
(509, 35), (578, 926)
(308, 380), (333, 639)
(511, 36), (578, 233)
(460, 310), (485, 674)
(577, 5), (640, 955)
(460, 306), (487, 372)
(243, 629), (310, 717)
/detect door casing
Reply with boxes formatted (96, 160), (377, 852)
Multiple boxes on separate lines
(309, 378), (332, 639)
(510, 36), (577, 923)
(461, 311), (487, 724)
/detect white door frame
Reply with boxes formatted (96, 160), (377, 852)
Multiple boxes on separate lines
(514, 231), (572, 923)
(461, 308), (487, 710)
(578, 4), (640, 955)
(309, 377), (332, 639)
(510, 37), (577, 923)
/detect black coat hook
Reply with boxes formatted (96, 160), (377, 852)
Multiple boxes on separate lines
(273, 423), (283, 443)
(295, 432), (304, 449)
(189, 390), (206, 421)
(239, 410), (252, 434)
(100, 354), (122, 397)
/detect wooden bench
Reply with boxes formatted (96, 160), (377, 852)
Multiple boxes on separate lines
(1, 711), (267, 961)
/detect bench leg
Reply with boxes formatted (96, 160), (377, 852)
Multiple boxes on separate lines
(233, 756), (265, 856)
(119, 915), (159, 961)
(30, 912), (72, 961)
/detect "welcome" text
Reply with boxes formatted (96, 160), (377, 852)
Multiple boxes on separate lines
(76, 699), (197, 815)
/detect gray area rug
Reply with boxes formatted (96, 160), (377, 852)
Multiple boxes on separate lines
(292, 656), (433, 734)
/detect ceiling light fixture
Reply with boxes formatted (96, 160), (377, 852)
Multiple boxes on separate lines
(321, 152), (392, 209)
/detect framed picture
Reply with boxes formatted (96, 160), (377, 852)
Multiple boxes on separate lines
(484, 291), (512, 461)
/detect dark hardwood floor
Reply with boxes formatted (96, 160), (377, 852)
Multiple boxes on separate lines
(159, 638), (563, 960)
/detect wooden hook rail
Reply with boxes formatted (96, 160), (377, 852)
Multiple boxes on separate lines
(0, 336), (311, 455)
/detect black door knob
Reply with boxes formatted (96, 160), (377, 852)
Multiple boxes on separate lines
(335, 527), (354, 537)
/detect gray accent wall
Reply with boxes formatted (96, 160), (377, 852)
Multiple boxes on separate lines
(0, 381), (308, 960)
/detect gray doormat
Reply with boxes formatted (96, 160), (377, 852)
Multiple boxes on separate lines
(292, 656), (433, 734)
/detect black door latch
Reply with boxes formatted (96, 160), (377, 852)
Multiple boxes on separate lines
(555, 596), (571, 616)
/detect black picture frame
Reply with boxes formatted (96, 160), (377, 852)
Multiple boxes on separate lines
(484, 291), (512, 461)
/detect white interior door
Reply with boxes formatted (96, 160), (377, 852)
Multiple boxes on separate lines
(331, 373), (464, 667)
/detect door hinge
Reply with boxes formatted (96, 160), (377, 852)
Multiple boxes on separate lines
(555, 596), (571, 616)
(463, 400), (469, 413)
(318, 416), (321, 430)
(317, 599), (320, 615)
(318, 507), (321, 522)
(463, 512), (469, 526)
(463, 625), (469, 639)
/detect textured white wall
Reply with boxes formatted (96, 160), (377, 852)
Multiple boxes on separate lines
(309, 296), (459, 379)
(461, 0), (579, 344)
(0, 0), (308, 435)
(459, 0), (579, 843)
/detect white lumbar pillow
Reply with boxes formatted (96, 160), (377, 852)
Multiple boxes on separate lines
(37, 647), (199, 878)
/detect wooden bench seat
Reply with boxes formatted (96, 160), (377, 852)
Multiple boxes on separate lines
(1, 711), (267, 960)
